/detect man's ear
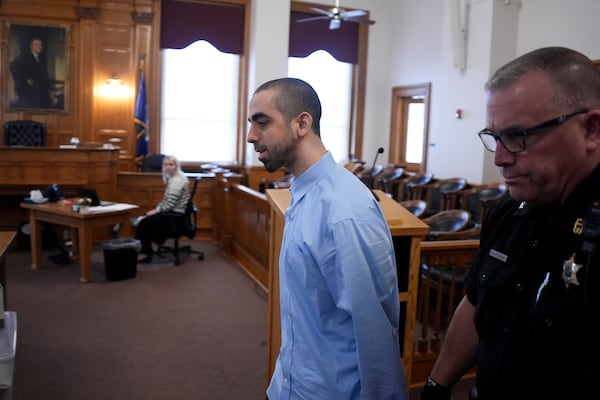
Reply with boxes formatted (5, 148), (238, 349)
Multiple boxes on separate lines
(584, 110), (600, 150)
(295, 112), (313, 138)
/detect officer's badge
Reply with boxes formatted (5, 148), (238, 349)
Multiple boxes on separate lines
(562, 253), (583, 289)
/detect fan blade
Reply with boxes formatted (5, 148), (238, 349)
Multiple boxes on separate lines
(344, 16), (376, 25)
(329, 18), (341, 30)
(340, 9), (367, 19)
(309, 7), (333, 17)
(297, 15), (331, 23)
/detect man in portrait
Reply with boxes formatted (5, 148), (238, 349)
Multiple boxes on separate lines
(9, 36), (53, 109)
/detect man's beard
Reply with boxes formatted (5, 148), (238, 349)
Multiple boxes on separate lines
(261, 133), (296, 173)
(263, 159), (284, 173)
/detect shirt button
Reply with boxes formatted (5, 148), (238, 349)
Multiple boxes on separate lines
(286, 314), (292, 320)
(284, 378), (289, 384)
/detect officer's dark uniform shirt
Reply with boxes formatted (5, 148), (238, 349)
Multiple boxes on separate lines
(464, 164), (600, 400)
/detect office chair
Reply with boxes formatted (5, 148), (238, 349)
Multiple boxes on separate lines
(4, 120), (47, 146)
(156, 176), (205, 265)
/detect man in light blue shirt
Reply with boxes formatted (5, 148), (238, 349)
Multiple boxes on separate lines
(248, 77), (407, 400)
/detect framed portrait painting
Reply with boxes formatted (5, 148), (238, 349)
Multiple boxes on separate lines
(6, 22), (70, 113)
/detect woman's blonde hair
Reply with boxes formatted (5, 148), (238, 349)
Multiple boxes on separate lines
(162, 155), (186, 183)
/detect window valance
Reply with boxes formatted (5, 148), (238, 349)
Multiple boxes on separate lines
(160, 0), (245, 55)
(289, 11), (359, 64)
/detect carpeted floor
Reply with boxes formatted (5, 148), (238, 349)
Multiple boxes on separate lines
(4, 239), (269, 400)
(3, 238), (474, 400)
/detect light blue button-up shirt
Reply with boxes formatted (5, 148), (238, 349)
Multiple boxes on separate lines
(267, 152), (407, 400)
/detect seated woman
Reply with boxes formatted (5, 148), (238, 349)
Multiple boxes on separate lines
(135, 155), (190, 263)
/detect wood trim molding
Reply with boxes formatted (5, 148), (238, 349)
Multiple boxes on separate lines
(131, 11), (154, 24)
(76, 6), (100, 19)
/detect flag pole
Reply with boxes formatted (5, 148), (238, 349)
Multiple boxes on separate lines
(134, 53), (149, 167)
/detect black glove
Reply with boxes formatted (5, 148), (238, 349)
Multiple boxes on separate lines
(420, 377), (451, 400)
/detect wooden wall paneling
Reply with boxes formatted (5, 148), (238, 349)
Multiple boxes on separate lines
(214, 173), (245, 246)
(0, 147), (119, 230)
(215, 177), (232, 249)
(78, 10), (99, 145)
(54, 20), (80, 146)
(195, 178), (217, 238)
(0, 0), (79, 21)
(94, 2), (136, 154)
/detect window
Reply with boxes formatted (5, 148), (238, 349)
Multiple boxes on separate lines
(405, 101), (425, 163)
(288, 50), (352, 163)
(289, 1), (370, 161)
(159, 0), (247, 164)
(161, 41), (240, 162)
(389, 83), (431, 173)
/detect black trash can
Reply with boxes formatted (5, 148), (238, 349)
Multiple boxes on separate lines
(102, 238), (141, 281)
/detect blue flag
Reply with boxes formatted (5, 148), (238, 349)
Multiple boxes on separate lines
(134, 72), (149, 162)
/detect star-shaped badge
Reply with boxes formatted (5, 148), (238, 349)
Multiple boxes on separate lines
(562, 253), (583, 289)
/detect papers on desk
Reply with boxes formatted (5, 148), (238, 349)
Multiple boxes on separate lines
(87, 203), (135, 213)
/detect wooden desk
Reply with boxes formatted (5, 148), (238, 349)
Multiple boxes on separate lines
(265, 189), (429, 388)
(21, 201), (138, 283)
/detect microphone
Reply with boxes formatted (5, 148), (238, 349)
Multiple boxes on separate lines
(368, 147), (384, 201)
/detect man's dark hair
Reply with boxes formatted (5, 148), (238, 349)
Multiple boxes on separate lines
(486, 46), (600, 111)
(254, 77), (322, 136)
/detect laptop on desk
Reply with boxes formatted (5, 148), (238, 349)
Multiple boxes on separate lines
(76, 187), (116, 207)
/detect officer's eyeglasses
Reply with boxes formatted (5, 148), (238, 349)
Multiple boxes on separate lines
(478, 109), (588, 154)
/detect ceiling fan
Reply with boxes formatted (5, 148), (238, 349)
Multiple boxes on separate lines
(296, 0), (376, 30)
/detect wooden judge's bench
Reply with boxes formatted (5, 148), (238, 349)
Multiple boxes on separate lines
(0, 147), (119, 231)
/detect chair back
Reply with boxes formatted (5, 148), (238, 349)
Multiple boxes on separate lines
(427, 177), (468, 213)
(374, 165), (404, 191)
(4, 120), (47, 146)
(182, 176), (202, 239)
(399, 199), (427, 218)
(465, 183), (507, 224)
(356, 165), (384, 188)
(423, 209), (470, 234)
(140, 153), (165, 172)
(399, 171), (434, 201)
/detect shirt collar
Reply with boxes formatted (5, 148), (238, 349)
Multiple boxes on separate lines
(289, 152), (335, 207)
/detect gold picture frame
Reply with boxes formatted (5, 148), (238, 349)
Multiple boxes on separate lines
(6, 22), (70, 113)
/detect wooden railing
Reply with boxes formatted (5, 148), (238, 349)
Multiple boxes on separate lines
(214, 180), (270, 290)
(411, 239), (480, 386)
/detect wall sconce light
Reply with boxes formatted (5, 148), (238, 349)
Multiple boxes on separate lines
(97, 73), (129, 99)
(107, 74), (123, 86)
